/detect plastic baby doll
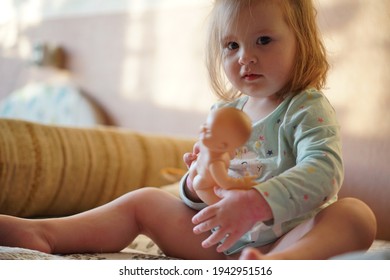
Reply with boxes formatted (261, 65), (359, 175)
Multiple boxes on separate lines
(188, 107), (256, 205)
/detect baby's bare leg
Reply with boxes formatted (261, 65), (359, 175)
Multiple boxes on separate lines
(0, 215), (53, 253)
(127, 188), (224, 259)
(0, 193), (145, 254)
(243, 198), (377, 260)
(0, 188), (224, 259)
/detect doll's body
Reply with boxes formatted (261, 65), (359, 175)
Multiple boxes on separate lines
(189, 107), (256, 205)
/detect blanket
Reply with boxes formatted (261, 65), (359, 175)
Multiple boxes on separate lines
(0, 235), (176, 260)
(1, 237), (389, 260)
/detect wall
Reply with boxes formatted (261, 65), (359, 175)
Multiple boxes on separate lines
(0, 0), (214, 136)
(0, 0), (389, 137)
(317, 0), (390, 239)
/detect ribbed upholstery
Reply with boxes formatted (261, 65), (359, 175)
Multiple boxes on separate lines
(0, 119), (194, 217)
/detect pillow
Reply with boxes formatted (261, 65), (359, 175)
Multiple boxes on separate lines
(0, 83), (107, 127)
(0, 119), (194, 217)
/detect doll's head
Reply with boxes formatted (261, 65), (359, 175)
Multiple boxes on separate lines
(200, 107), (252, 153)
(206, 0), (329, 101)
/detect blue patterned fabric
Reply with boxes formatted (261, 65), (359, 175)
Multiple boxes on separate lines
(0, 83), (103, 127)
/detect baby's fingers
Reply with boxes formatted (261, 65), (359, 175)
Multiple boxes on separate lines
(201, 229), (240, 252)
(192, 206), (216, 225)
(216, 232), (241, 253)
(193, 219), (217, 235)
(201, 229), (228, 249)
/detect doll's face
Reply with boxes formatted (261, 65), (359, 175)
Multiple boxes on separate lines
(199, 107), (252, 152)
(199, 122), (229, 151)
(200, 116), (237, 152)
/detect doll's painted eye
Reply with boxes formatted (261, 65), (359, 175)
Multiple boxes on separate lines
(257, 36), (272, 45)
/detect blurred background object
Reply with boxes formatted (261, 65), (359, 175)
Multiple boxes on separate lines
(0, 0), (389, 136)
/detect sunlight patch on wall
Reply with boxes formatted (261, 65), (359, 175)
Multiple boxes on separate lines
(0, 0), (208, 23)
(0, 0), (44, 25)
(0, 1), (39, 60)
(0, 0), (15, 25)
(120, 0), (216, 114)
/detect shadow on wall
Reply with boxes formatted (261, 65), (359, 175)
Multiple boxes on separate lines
(319, 0), (390, 137)
(318, 0), (361, 32)
(318, 0), (390, 240)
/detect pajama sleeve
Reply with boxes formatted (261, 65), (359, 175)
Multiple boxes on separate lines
(254, 90), (344, 225)
(179, 172), (207, 210)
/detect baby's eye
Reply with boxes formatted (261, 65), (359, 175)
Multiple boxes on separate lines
(226, 41), (239, 50)
(257, 36), (272, 45)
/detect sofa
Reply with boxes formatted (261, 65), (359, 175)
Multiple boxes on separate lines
(0, 118), (389, 260)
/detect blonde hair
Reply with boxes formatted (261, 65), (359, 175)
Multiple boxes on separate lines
(205, 0), (329, 101)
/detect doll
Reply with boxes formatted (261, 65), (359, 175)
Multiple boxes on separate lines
(188, 107), (256, 205)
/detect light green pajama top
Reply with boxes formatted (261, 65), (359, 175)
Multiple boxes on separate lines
(180, 88), (344, 255)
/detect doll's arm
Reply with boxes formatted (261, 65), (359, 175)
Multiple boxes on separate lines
(183, 141), (200, 168)
(182, 142), (202, 201)
(209, 161), (256, 189)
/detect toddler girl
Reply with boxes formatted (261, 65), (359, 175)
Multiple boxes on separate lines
(0, 0), (376, 260)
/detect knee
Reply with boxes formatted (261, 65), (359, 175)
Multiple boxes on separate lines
(124, 187), (167, 201)
(116, 187), (174, 219)
(335, 198), (377, 247)
(134, 186), (162, 195)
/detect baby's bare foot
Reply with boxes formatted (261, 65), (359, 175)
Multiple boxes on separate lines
(239, 247), (290, 260)
(239, 247), (268, 260)
(0, 215), (52, 253)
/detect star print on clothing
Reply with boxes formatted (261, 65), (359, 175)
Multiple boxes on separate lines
(307, 93), (314, 99)
(307, 167), (316, 174)
(186, 88), (343, 249)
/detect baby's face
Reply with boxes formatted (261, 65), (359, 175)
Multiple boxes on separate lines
(221, 1), (296, 99)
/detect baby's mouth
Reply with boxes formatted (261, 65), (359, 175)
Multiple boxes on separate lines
(242, 73), (262, 81)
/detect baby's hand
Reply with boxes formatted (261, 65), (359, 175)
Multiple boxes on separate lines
(192, 187), (272, 253)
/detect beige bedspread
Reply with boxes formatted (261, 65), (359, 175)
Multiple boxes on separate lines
(1, 236), (389, 260)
